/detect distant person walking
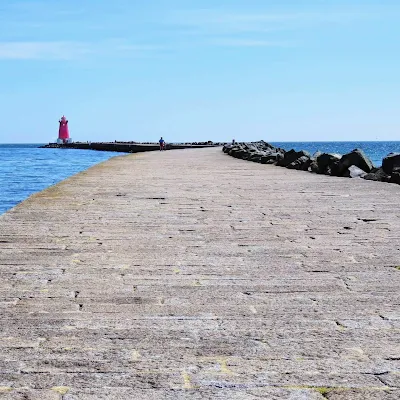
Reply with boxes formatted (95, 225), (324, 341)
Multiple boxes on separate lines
(159, 137), (165, 151)
(232, 139), (236, 145)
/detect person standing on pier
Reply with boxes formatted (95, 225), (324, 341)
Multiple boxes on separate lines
(159, 137), (165, 151)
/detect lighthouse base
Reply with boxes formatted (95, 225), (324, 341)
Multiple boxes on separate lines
(57, 138), (73, 144)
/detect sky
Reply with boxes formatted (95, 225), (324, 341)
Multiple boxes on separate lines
(0, 0), (399, 143)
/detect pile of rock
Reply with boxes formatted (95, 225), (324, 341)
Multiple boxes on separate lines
(223, 141), (400, 185)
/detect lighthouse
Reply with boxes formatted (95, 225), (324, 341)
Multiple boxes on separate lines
(57, 115), (71, 144)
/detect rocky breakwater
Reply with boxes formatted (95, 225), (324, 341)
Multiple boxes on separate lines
(223, 141), (400, 185)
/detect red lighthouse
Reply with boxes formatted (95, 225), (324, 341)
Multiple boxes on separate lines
(57, 115), (70, 144)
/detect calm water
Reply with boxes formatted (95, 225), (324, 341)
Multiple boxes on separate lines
(0, 144), (124, 215)
(0, 142), (399, 215)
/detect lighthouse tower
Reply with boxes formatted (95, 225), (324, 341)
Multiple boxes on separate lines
(57, 115), (71, 144)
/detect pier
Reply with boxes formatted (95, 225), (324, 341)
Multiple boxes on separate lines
(1, 148), (399, 399)
(40, 141), (221, 153)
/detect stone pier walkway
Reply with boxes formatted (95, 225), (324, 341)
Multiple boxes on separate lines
(0, 148), (399, 400)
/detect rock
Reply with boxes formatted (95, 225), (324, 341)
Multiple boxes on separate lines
(328, 160), (341, 176)
(313, 151), (322, 159)
(382, 153), (400, 174)
(308, 160), (318, 174)
(276, 150), (311, 168)
(363, 167), (390, 182)
(309, 161), (319, 173)
(248, 153), (263, 163)
(316, 153), (342, 174)
(287, 155), (312, 171)
(343, 165), (367, 178)
(236, 150), (250, 160)
(258, 140), (276, 151)
(229, 147), (248, 159)
(308, 152), (321, 173)
(260, 153), (282, 164)
(337, 149), (374, 176)
(389, 172), (400, 185)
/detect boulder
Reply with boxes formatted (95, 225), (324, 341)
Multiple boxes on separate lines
(260, 153), (282, 164)
(382, 153), (400, 175)
(228, 146), (241, 153)
(363, 167), (390, 182)
(248, 153), (263, 163)
(337, 149), (373, 176)
(230, 148), (247, 159)
(259, 140), (276, 151)
(309, 161), (319, 173)
(342, 165), (367, 178)
(276, 150), (311, 168)
(239, 150), (251, 160)
(316, 153), (342, 174)
(287, 155), (312, 171)
(328, 160), (342, 176)
(389, 172), (400, 185)
(308, 152), (321, 173)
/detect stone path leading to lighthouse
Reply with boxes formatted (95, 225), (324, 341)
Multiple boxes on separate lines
(0, 147), (400, 400)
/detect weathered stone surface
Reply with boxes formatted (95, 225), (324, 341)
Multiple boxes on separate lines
(277, 150), (311, 168)
(248, 153), (263, 163)
(287, 155), (312, 171)
(389, 172), (400, 184)
(382, 153), (400, 175)
(309, 152), (322, 173)
(261, 153), (282, 164)
(363, 167), (390, 182)
(0, 148), (400, 399)
(337, 149), (374, 176)
(315, 153), (342, 175)
(343, 165), (367, 178)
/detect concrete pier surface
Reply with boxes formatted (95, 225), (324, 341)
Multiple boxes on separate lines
(1, 148), (399, 400)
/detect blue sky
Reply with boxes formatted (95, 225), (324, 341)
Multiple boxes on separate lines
(0, 0), (399, 143)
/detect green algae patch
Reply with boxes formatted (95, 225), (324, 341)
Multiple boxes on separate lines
(51, 386), (70, 395)
(316, 387), (332, 396)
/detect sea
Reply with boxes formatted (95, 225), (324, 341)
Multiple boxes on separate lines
(0, 142), (399, 215)
(0, 144), (125, 215)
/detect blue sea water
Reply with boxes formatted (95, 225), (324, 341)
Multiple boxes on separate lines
(0, 144), (124, 215)
(0, 142), (399, 216)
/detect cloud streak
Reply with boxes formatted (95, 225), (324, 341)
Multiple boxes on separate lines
(0, 41), (87, 60)
(0, 41), (162, 60)
(166, 7), (388, 40)
(211, 38), (294, 48)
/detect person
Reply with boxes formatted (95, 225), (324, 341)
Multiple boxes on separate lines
(232, 139), (236, 145)
(159, 137), (165, 151)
